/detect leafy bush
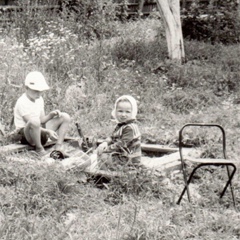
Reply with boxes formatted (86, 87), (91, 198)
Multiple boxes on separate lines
(158, 41), (240, 97)
(182, 0), (240, 44)
(2, 0), (119, 45)
(60, 0), (119, 40)
(9, 0), (60, 45)
(162, 88), (219, 113)
(110, 18), (167, 68)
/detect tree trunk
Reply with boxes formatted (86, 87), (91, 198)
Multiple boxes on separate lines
(155, 0), (185, 62)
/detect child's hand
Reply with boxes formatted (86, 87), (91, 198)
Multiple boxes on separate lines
(47, 130), (58, 141)
(50, 110), (61, 119)
(97, 142), (108, 155)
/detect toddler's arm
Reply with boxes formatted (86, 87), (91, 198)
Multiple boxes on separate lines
(105, 126), (135, 153)
(97, 137), (112, 155)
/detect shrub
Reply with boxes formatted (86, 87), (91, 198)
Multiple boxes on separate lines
(110, 18), (167, 68)
(162, 88), (219, 113)
(3, 0), (119, 45)
(9, 0), (59, 46)
(55, 0), (119, 40)
(161, 41), (240, 96)
(181, 0), (240, 44)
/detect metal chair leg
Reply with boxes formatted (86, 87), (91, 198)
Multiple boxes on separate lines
(177, 165), (203, 205)
(177, 124), (237, 208)
(220, 164), (236, 207)
(177, 163), (236, 206)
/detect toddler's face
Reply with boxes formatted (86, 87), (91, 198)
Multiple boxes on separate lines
(116, 100), (132, 123)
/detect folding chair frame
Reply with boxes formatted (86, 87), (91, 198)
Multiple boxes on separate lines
(176, 123), (237, 207)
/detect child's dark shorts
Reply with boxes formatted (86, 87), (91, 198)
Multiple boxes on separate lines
(18, 128), (48, 146)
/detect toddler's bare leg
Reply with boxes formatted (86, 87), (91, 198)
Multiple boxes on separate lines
(99, 153), (113, 170)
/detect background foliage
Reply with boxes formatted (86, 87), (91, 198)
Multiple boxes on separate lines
(181, 0), (240, 44)
(1, 0), (240, 239)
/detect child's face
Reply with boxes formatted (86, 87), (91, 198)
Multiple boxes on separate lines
(26, 87), (43, 101)
(116, 100), (132, 123)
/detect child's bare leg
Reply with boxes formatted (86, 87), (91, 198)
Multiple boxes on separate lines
(24, 118), (44, 152)
(46, 112), (71, 150)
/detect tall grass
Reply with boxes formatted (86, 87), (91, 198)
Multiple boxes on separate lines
(1, 2), (240, 239)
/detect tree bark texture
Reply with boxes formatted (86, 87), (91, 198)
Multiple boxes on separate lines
(155, 0), (185, 62)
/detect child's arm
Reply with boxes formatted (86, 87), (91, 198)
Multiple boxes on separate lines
(23, 114), (58, 141)
(41, 128), (58, 141)
(40, 110), (63, 140)
(40, 110), (62, 124)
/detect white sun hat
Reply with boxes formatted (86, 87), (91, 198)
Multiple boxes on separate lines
(25, 71), (50, 91)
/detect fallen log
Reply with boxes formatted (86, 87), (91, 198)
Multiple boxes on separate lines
(83, 148), (201, 178)
(85, 148), (202, 179)
(85, 169), (123, 179)
(141, 143), (178, 153)
(0, 137), (77, 154)
(1, 138), (200, 179)
(0, 138), (178, 155)
(97, 138), (178, 154)
(141, 148), (202, 174)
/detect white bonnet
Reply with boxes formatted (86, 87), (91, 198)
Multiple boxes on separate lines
(111, 95), (138, 122)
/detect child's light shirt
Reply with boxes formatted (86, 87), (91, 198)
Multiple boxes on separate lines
(14, 93), (44, 129)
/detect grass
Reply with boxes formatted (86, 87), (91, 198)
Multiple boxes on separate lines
(1, 8), (240, 239)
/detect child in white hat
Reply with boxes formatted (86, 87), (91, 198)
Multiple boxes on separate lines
(14, 71), (71, 157)
(97, 95), (141, 169)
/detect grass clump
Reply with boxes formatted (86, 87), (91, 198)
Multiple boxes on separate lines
(162, 88), (219, 113)
(1, 3), (240, 239)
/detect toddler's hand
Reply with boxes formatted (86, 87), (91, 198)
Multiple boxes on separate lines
(48, 130), (58, 141)
(97, 142), (108, 155)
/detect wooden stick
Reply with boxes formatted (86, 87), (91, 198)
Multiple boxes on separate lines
(75, 122), (89, 150)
